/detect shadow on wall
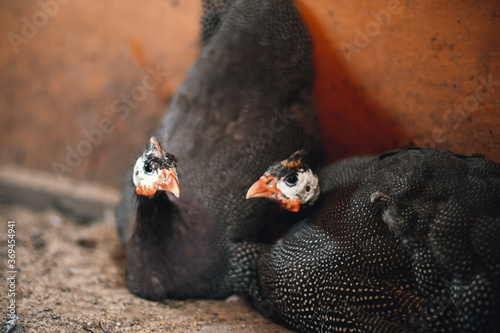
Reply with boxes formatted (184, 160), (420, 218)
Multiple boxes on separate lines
(298, 1), (411, 164)
(298, 0), (500, 164)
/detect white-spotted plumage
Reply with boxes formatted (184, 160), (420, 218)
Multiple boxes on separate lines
(244, 147), (500, 332)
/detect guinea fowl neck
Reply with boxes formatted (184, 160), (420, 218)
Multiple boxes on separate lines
(128, 190), (225, 300)
(134, 192), (174, 237)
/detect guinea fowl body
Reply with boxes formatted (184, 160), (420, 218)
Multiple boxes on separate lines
(116, 0), (322, 300)
(249, 148), (500, 332)
(371, 147), (500, 332)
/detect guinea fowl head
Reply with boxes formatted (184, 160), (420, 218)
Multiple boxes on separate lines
(246, 150), (319, 212)
(133, 137), (180, 198)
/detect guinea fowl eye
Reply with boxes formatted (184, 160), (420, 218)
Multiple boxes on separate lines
(284, 173), (299, 186)
(144, 161), (153, 174)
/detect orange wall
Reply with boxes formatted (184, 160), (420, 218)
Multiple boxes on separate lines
(0, 0), (499, 187)
(298, 0), (500, 162)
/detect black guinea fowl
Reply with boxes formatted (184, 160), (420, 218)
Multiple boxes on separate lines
(371, 147), (500, 332)
(116, 0), (322, 301)
(245, 147), (500, 332)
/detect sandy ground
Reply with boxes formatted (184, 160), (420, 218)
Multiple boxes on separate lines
(0, 204), (292, 333)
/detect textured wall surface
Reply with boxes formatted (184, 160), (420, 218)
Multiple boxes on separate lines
(1, 0), (499, 187)
(299, 0), (500, 161)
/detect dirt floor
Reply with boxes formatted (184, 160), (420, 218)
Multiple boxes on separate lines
(0, 204), (293, 333)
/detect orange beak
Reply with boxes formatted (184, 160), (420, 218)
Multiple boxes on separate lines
(135, 168), (180, 198)
(246, 176), (301, 213)
(156, 168), (180, 197)
(246, 176), (280, 200)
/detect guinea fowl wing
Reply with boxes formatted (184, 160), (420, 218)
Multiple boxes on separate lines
(371, 147), (500, 331)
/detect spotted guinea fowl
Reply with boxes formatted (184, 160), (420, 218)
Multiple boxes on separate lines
(116, 0), (322, 300)
(369, 147), (500, 332)
(246, 150), (427, 332)
(246, 147), (500, 332)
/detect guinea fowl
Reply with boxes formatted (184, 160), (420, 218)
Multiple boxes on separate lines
(116, 0), (322, 300)
(370, 148), (500, 332)
(246, 147), (500, 332)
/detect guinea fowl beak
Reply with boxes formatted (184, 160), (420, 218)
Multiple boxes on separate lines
(246, 176), (279, 199)
(156, 168), (180, 198)
(246, 175), (301, 212)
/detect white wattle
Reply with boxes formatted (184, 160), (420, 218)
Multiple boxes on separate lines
(276, 169), (320, 206)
